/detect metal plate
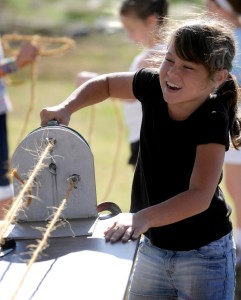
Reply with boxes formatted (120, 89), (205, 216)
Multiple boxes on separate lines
(9, 124), (98, 237)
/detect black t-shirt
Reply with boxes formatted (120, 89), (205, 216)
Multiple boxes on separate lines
(131, 68), (232, 251)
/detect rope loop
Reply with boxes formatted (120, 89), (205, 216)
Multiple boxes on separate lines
(2, 33), (75, 56)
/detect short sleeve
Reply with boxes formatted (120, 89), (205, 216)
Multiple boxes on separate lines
(195, 109), (229, 150)
(133, 68), (160, 104)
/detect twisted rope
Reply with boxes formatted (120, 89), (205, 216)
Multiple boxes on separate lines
(101, 99), (124, 202)
(10, 179), (75, 300)
(2, 34), (75, 57)
(0, 141), (54, 244)
(2, 33), (75, 147)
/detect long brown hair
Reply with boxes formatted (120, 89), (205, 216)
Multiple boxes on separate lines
(170, 18), (241, 149)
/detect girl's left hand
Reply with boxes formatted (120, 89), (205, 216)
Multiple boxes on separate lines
(104, 212), (149, 243)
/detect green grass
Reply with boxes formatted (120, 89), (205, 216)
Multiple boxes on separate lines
(7, 32), (137, 213)
(3, 2), (240, 298)
(5, 1), (237, 224)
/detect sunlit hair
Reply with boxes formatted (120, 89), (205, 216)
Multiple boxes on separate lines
(119, 0), (169, 25)
(171, 19), (235, 75)
(152, 15), (241, 148)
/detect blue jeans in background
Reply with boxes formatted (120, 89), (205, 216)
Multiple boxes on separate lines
(129, 233), (236, 300)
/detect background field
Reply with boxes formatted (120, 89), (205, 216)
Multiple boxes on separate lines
(2, 1), (241, 297)
(2, 0), (236, 223)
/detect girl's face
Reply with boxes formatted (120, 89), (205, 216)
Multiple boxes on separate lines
(120, 14), (157, 47)
(159, 43), (217, 119)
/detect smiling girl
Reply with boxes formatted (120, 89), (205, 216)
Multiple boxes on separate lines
(40, 16), (240, 299)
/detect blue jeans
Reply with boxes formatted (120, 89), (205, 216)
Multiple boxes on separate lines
(128, 233), (236, 300)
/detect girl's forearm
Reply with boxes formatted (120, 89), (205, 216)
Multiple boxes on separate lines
(62, 74), (110, 115)
(138, 188), (212, 229)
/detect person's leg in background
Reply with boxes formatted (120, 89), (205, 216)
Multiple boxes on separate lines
(225, 149), (241, 264)
(0, 113), (13, 220)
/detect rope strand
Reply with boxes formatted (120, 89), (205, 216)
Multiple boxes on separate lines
(10, 180), (75, 300)
(2, 33), (75, 149)
(0, 142), (54, 244)
(101, 99), (124, 202)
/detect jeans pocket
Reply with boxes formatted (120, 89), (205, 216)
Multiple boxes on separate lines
(196, 233), (234, 259)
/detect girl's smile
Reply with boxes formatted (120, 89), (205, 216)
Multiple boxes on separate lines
(159, 43), (226, 120)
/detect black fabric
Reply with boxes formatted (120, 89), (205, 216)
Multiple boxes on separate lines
(130, 68), (232, 251)
(0, 113), (10, 186)
(128, 140), (140, 166)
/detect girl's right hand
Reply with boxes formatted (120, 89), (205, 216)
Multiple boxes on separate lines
(40, 105), (71, 126)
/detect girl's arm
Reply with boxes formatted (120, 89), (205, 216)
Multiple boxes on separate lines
(105, 143), (226, 242)
(40, 72), (135, 126)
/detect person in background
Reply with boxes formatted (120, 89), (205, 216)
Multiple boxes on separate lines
(0, 38), (38, 219)
(76, 0), (169, 169)
(41, 16), (239, 299)
(206, 0), (241, 263)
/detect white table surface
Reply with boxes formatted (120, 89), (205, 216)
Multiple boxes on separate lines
(0, 214), (139, 300)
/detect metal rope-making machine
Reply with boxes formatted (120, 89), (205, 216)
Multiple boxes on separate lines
(0, 121), (138, 300)
(10, 120), (100, 238)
